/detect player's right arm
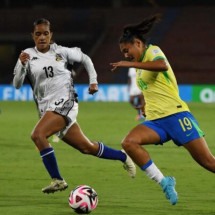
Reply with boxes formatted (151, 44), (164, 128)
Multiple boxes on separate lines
(13, 51), (30, 89)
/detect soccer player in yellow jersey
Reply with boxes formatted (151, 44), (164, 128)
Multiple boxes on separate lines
(111, 14), (215, 205)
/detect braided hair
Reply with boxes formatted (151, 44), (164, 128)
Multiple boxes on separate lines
(119, 14), (161, 44)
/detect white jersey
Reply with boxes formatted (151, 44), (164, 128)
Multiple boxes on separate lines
(128, 68), (142, 96)
(13, 43), (97, 102)
(13, 43), (98, 131)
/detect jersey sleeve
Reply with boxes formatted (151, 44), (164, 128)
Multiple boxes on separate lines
(147, 46), (166, 62)
(64, 47), (98, 84)
(13, 59), (29, 89)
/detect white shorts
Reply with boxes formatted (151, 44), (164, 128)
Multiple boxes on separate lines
(38, 97), (79, 138)
(56, 101), (78, 138)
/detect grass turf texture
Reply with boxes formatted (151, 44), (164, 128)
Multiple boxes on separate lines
(0, 101), (215, 215)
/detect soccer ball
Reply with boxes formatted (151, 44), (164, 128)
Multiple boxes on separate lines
(68, 185), (98, 214)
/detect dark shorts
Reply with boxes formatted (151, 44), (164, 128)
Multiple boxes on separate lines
(142, 111), (204, 146)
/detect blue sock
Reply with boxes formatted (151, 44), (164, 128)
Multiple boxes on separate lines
(40, 147), (63, 180)
(96, 142), (126, 162)
(140, 159), (153, 171)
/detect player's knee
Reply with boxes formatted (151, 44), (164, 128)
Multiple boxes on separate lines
(196, 154), (215, 172)
(31, 129), (44, 143)
(121, 137), (136, 151)
(204, 160), (215, 172)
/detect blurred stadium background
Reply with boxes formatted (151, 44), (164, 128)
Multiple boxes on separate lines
(1, 2), (215, 215)
(0, 0), (215, 102)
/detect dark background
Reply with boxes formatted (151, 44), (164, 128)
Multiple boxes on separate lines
(0, 0), (215, 84)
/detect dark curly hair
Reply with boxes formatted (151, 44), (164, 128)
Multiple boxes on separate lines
(119, 14), (161, 44)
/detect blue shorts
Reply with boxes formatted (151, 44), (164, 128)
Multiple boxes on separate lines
(142, 111), (204, 146)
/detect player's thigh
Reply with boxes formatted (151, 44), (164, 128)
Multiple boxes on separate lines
(62, 122), (98, 154)
(183, 137), (215, 165)
(32, 111), (67, 137)
(122, 124), (161, 145)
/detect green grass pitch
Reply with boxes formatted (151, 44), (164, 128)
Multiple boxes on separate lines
(0, 101), (215, 215)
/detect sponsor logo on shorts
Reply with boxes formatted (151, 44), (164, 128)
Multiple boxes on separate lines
(186, 132), (193, 137)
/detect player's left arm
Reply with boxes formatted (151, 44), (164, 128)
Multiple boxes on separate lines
(66, 47), (98, 95)
(81, 53), (98, 95)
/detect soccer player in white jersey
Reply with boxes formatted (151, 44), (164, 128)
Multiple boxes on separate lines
(13, 18), (136, 194)
(128, 67), (145, 120)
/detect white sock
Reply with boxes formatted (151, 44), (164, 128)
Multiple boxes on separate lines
(144, 162), (164, 183)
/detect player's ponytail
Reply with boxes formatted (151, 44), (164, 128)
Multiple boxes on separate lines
(119, 14), (161, 44)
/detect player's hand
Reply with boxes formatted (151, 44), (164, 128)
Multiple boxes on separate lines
(89, 83), (98, 95)
(19, 51), (30, 65)
(110, 61), (132, 71)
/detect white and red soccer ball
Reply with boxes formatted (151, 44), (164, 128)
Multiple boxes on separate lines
(68, 185), (98, 214)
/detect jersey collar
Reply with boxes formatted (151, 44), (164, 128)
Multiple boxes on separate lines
(138, 44), (150, 62)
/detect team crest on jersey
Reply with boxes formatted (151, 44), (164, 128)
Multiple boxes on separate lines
(55, 54), (63, 61)
(152, 49), (159, 55)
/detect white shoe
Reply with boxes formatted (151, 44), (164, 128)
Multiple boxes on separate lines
(52, 135), (60, 143)
(121, 150), (136, 178)
(42, 178), (68, 194)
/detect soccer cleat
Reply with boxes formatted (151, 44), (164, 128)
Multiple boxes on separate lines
(52, 135), (60, 143)
(42, 178), (68, 194)
(160, 176), (178, 205)
(121, 150), (136, 178)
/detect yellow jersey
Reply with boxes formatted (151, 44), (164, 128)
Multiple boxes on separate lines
(136, 44), (189, 120)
